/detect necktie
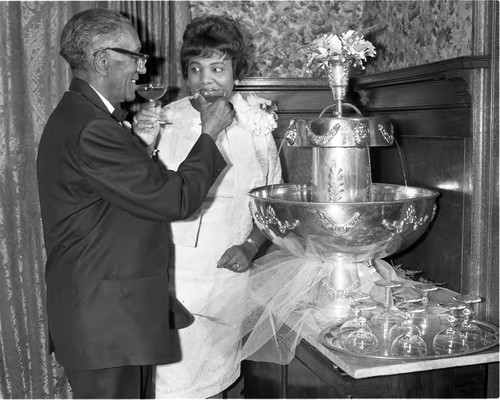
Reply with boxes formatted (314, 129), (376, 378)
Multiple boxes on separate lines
(111, 107), (127, 122)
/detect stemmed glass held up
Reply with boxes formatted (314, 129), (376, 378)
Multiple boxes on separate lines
(136, 82), (168, 128)
(196, 87), (228, 103)
(136, 83), (167, 109)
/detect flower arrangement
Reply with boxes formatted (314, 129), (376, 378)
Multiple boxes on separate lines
(232, 94), (278, 136)
(306, 30), (376, 71)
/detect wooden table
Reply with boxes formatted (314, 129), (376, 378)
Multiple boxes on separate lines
(243, 337), (499, 398)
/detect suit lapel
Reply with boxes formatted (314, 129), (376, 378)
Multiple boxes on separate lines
(69, 78), (128, 125)
(69, 78), (111, 114)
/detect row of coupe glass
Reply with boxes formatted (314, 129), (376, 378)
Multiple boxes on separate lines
(334, 280), (487, 357)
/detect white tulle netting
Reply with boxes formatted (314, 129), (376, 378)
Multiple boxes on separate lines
(197, 238), (401, 366)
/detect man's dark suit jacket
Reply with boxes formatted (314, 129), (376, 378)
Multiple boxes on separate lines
(37, 78), (226, 370)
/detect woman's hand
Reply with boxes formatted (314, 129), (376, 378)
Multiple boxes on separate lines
(132, 106), (161, 147)
(194, 93), (235, 141)
(216, 241), (258, 273)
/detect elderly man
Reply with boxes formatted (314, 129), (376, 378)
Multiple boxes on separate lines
(36, 8), (233, 399)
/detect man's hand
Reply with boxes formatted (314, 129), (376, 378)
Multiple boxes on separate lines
(195, 93), (235, 140)
(132, 107), (161, 148)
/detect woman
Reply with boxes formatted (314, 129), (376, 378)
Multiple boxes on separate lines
(154, 15), (282, 398)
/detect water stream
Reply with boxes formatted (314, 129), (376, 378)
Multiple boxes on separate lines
(366, 143), (374, 201)
(269, 138), (287, 195)
(393, 137), (408, 191)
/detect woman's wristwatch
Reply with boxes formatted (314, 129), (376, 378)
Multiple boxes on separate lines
(245, 237), (259, 252)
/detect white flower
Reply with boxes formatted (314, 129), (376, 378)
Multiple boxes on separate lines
(232, 94), (278, 136)
(307, 29), (376, 70)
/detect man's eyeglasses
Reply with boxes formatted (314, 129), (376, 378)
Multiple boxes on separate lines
(95, 47), (149, 70)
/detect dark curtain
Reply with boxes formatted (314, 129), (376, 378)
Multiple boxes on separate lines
(107, 0), (190, 101)
(0, 1), (189, 398)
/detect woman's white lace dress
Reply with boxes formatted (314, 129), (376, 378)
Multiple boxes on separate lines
(155, 93), (281, 399)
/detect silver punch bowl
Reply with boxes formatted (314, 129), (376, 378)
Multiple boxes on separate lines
(249, 183), (439, 262)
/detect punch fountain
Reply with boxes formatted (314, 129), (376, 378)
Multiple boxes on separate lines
(247, 32), (439, 322)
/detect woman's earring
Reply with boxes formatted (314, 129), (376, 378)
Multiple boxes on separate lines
(234, 80), (240, 86)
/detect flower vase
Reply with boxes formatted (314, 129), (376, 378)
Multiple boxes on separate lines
(326, 57), (353, 116)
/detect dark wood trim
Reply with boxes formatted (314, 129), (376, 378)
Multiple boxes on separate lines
(353, 56), (490, 88)
(352, 57), (492, 114)
(279, 365), (288, 398)
(467, 0), (499, 329)
(472, 0), (496, 57)
(236, 77), (329, 90)
(294, 340), (350, 388)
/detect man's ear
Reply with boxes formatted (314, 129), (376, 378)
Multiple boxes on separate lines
(93, 51), (109, 76)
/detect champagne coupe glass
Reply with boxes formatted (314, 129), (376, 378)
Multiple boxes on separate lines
(342, 304), (380, 355)
(432, 301), (469, 355)
(457, 308), (485, 349)
(339, 291), (371, 331)
(412, 283), (441, 336)
(338, 296), (377, 343)
(391, 324), (428, 357)
(197, 87), (228, 103)
(453, 294), (482, 320)
(136, 83), (167, 110)
(370, 280), (404, 329)
(389, 296), (423, 342)
(389, 302), (428, 357)
(453, 295), (484, 349)
(347, 291), (372, 303)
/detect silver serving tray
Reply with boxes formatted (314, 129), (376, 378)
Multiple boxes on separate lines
(319, 320), (499, 360)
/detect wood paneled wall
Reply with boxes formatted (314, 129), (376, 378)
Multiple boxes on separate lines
(353, 56), (498, 325)
(235, 55), (498, 325)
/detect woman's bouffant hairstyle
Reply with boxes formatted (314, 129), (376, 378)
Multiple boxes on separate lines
(180, 15), (248, 81)
(60, 8), (132, 71)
